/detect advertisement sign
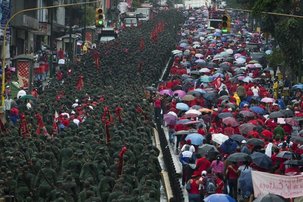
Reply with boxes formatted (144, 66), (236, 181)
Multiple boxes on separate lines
(17, 60), (31, 89)
(252, 171), (303, 199)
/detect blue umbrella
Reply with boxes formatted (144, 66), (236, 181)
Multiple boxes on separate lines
(204, 194), (236, 202)
(239, 101), (250, 109)
(176, 102), (189, 111)
(292, 83), (303, 90)
(200, 75), (212, 83)
(220, 138), (238, 154)
(249, 106), (265, 115)
(179, 42), (189, 48)
(185, 133), (205, 146)
(251, 152), (272, 170)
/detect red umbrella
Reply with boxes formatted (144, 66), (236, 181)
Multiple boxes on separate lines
(261, 129), (273, 139)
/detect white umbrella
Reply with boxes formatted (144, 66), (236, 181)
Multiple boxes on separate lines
(172, 50), (183, 55)
(199, 68), (211, 73)
(212, 133), (229, 145)
(73, 119), (80, 126)
(226, 49), (233, 55)
(58, 59), (65, 65)
(167, 111), (178, 117)
(185, 109), (202, 116)
(17, 90), (27, 99)
(235, 57), (246, 64)
(195, 53), (203, 58)
(254, 63), (262, 68)
(61, 112), (70, 119)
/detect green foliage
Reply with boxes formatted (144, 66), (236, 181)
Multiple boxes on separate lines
(266, 48), (285, 68)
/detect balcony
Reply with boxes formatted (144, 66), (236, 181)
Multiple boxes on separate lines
(13, 15), (39, 30)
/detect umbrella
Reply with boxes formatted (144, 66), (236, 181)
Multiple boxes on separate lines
(20, 95), (35, 100)
(222, 117), (239, 127)
(188, 88), (206, 95)
(284, 117), (298, 126)
(242, 76), (253, 83)
(159, 89), (173, 96)
(167, 111), (178, 117)
(239, 110), (255, 118)
(250, 106), (265, 115)
(284, 159), (303, 166)
(163, 114), (177, 125)
(251, 152), (272, 170)
(199, 68), (211, 73)
(218, 112), (233, 119)
(199, 108), (213, 113)
(230, 134), (247, 143)
(290, 136), (303, 144)
(280, 109), (294, 117)
(203, 92), (217, 101)
(247, 138), (264, 147)
(239, 123), (256, 135)
(197, 144), (219, 157)
(200, 75), (212, 83)
(276, 151), (293, 159)
(176, 103), (189, 111)
(269, 111), (284, 119)
(17, 90), (27, 99)
(204, 194), (236, 202)
(173, 90), (187, 98)
(185, 133), (205, 146)
(174, 129), (198, 136)
(226, 152), (252, 163)
(191, 105), (202, 110)
(185, 109), (202, 116)
(182, 94), (196, 101)
(253, 193), (286, 202)
(212, 133), (229, 145)
(220, 138), (238, 154)
(261, 97), (275, 103)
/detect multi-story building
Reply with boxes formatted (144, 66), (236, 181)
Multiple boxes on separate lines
(9, 0), (66, 56)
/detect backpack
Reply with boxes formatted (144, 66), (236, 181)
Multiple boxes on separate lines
(205, 176), (217, 194)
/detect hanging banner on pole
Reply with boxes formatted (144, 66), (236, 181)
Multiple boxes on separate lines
(252, 170), (303, 199)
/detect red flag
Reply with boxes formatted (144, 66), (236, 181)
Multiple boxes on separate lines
(52, 111), (59, 136)
(139, 37), (145, 52)
(105, 120), (111, 144)
(76, 75), (84, 91)
(19, 114), (30, 138)
(118, 146), (127, 175)
(212, 77), (222, 90)
(115, 106), (123, 123)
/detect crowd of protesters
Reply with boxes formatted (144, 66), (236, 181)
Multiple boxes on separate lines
(154, 7), (303, 202)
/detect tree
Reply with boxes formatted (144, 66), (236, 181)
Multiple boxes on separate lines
(251, 0), (303, 81)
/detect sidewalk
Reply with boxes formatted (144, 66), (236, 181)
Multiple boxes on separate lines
(163, 126), (189, 202)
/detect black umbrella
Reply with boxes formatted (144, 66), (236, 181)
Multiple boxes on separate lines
(197, 144), (219, 157)
(247, 138), (264, 147)
(269, 111), (284, 119)
(251, 152), (272, 170)
(230, 134), (247, 143)
(226, 152), (252, 163)
(279, 109), (294, 117)
(276, 151), (293, 159)
(253, 193), (286, 202)
(290, 136), (303, 144)
(284, 159), (303, 166)
(218, 112), (233, 119)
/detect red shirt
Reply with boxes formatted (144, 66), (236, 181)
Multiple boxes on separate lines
(226, 164), (238, 180)
(192, 157), (211, 176)
(154, 99), (161, 108)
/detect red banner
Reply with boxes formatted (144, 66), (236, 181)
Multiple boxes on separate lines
(17, 60), (31, 89)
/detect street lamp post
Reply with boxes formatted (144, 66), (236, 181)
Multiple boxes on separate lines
(1, 0), (101, 111)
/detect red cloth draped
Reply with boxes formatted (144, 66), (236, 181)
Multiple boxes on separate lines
(115, 106), (123, 123)
(76, 75), (84, 91)
(105, 120), (111, 144)
(118, 146), (127, 175)
(19, 114), (30, 138)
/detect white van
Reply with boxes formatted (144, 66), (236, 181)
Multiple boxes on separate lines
(99, 28), (117, 43)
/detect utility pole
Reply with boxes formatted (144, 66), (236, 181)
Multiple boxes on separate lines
(49, 2), (54, 78)
(83, 0), (87, 42)
(69, 8), (73, 62)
